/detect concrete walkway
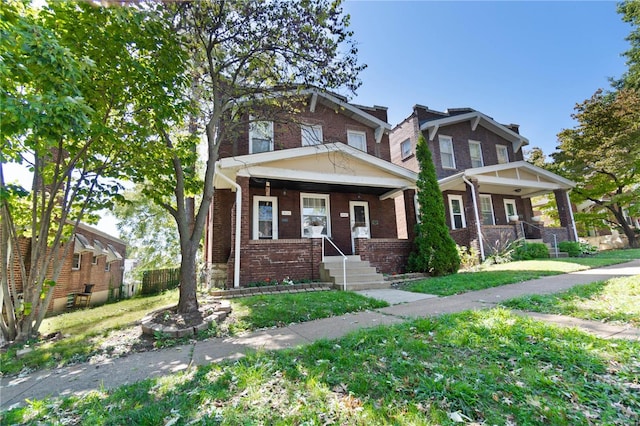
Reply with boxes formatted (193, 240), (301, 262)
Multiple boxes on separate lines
(2, 259), (639, 411)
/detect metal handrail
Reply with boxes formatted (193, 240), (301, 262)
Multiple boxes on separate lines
(321, 236), (348, 291)
(520, 220), (558, 258)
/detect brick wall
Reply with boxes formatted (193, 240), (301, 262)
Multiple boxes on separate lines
(449, 228), (471, 247)
(355, 238), (413, 275)
(481, 226), (517, 255)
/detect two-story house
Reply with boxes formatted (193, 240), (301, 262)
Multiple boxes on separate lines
(390, 105), (578, 261)
(204, 90), (419, 289)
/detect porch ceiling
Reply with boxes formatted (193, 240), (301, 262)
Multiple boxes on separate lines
(439, 161), (575, 198)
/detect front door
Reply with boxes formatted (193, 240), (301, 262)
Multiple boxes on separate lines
(349, 201), (370, 253)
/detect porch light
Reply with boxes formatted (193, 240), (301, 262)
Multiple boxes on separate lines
(514, 188), (522, 193)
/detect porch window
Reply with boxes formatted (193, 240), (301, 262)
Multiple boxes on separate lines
(301, 193), (330, 237)
(72, 253), (81, 270)
(504, 199), (518, 221)
(400, 139), (412, 160)
(253, 196), (278, 239)
(439, 135), (456, 169)
(479, 194), (495, 225)
(469, 140), (484, 168)
(347, 130), (367, 152)
(249, 117), (274, 154)
(448, 195), (466, 229)
(496, 144), (509, 164)
(301, 124), (323, 146)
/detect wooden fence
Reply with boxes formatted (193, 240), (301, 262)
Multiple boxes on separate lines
(141, 267), (180, 295)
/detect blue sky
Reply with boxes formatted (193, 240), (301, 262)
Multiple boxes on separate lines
(342, 0), (631, 156)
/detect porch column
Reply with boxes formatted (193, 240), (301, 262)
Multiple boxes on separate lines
(403, 189), (417, 242)
(463, 177), (483, 260)
(554, 189), (578, 241)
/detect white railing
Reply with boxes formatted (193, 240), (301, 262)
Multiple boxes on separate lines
(321, 236), (348, 291)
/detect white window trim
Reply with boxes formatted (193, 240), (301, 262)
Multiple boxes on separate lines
(448, 194), (466, 229)
(300, 193), (331, 237)
(496, 144), (509, 164)
(400, 139), (412, 160)
(91, 255), (98, 265)
(253, 196), (278, 240)
(469, 140), (484, 168)
(105, 261), (111, 272)
(249, 116), (274, 154)
(479, 194), (495, 225)
(347, 130), (367, 152)
(439, 135), (456, 169)
(72, 253), (81, 270)
(301, 124), (323, 146)
(504, 199), (518, 221)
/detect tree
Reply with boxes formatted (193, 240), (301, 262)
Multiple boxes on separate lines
(617, 0), (640, 89)
(408, 135), (460, 276)
(524, 146), (547, 168)
(113, 185), (180, 282)
(553, 88), (640, 248)
(1, 1), (186, 342)
(130, 0), (364, 314)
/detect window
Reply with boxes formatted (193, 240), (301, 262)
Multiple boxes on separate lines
(301, 193), (330, 237)
(72, 253), (81, 270)
(400, 139), (412, 160)
(301, 124), (323, 146)
(496, 144), (509, 164)
(92, 255), (98, 265)
(479, 195), (495, 225)
(347, 130), (367, 152)
(448, 195), (466, 229)
(105, 262), (111, 272)
(504, 199), (518, 221)
(469, 140), (484, 168)
(249, 117), (274, 154)
(253, 196), (278, 239)
(439, 135), (456, 169)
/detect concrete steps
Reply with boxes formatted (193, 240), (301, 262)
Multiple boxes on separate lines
(320, 255), (389, 291)
(524, 239), (568, 258)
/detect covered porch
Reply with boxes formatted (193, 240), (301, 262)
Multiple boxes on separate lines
(206, 143), (418, 288)
(439, 161), (578, 260)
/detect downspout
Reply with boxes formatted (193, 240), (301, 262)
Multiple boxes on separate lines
(214, 162), (241, 288)
(566, 191), (579, 241)
(462, 176), (485, 261)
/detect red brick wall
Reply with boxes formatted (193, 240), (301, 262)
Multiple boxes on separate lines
(389, 115), (420, 172)
(355, 238), (413, 274)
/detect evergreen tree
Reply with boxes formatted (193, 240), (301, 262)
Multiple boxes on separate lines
(408, 135), (460, 276)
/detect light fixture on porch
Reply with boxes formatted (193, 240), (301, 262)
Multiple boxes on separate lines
(514, 188), (522, 193)
(266, 181), (271, 196)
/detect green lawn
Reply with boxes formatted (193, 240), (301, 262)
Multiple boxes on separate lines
(7, 309), (638, 425)
(503, 274), (640, 326)
(405, 248), (640, 296)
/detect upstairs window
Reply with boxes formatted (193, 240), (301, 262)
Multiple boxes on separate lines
(72, 253), (81, 270)
(496, 144), (509, 164)
(400, 139), (412, 160)
(347, 130), (367, 152)
(249, 117), (274, 154)
(439, 135), (456, 169)
(469, 140), (484, 168)
(301, 124), (323, 146)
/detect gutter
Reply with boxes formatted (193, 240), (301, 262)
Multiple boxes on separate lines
(462, 176), (485, 261)
(214, 162), (241, 288)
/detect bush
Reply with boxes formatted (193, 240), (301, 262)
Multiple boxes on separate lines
(559, 241), (581, 257)
(456, 245), (480, 270)
(483, 232), (519, 265)
(512, 242), (549, 260)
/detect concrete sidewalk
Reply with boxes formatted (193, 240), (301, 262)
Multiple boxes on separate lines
(2, 259), (639, 411)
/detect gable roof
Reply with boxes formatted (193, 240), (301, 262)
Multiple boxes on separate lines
(438, 161), (575, 198)
(215, 142), (417, 199)
(419, 110), (529, 152)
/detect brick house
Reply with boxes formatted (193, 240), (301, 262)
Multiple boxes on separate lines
(204, 90), (418, 289)
(390, 105), (578, 260)
(10, 223), (126, 314)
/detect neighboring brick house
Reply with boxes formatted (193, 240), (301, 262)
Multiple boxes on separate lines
(204, 90), (418, 288)
(390, 105), (578, 260)
(10, 223), (126, 314)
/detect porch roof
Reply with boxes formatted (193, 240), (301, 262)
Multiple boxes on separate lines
(214, 143), (417, 200)
(438, 161), (575, 198)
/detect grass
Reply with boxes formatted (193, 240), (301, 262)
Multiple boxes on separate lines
(0, 291), (387, 376)
(6, 308), (639, 425)
(503, 274), (640, 326)
(405, 248), (640, 296)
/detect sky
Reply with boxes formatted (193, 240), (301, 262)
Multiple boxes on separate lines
(342, 0), (630, 155)
(5, 1), (632, 238)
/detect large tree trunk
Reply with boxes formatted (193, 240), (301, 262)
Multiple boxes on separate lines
(177, 239), (199, 313)
(612, 207), (639, 249)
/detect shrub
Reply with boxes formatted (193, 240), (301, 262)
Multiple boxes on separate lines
(559, 241), (582, 257)
(483, 232), (519, 265)
(456, 245), (480, 270)
(512, 242), (549, 260)
(579, 241), (598, 255)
